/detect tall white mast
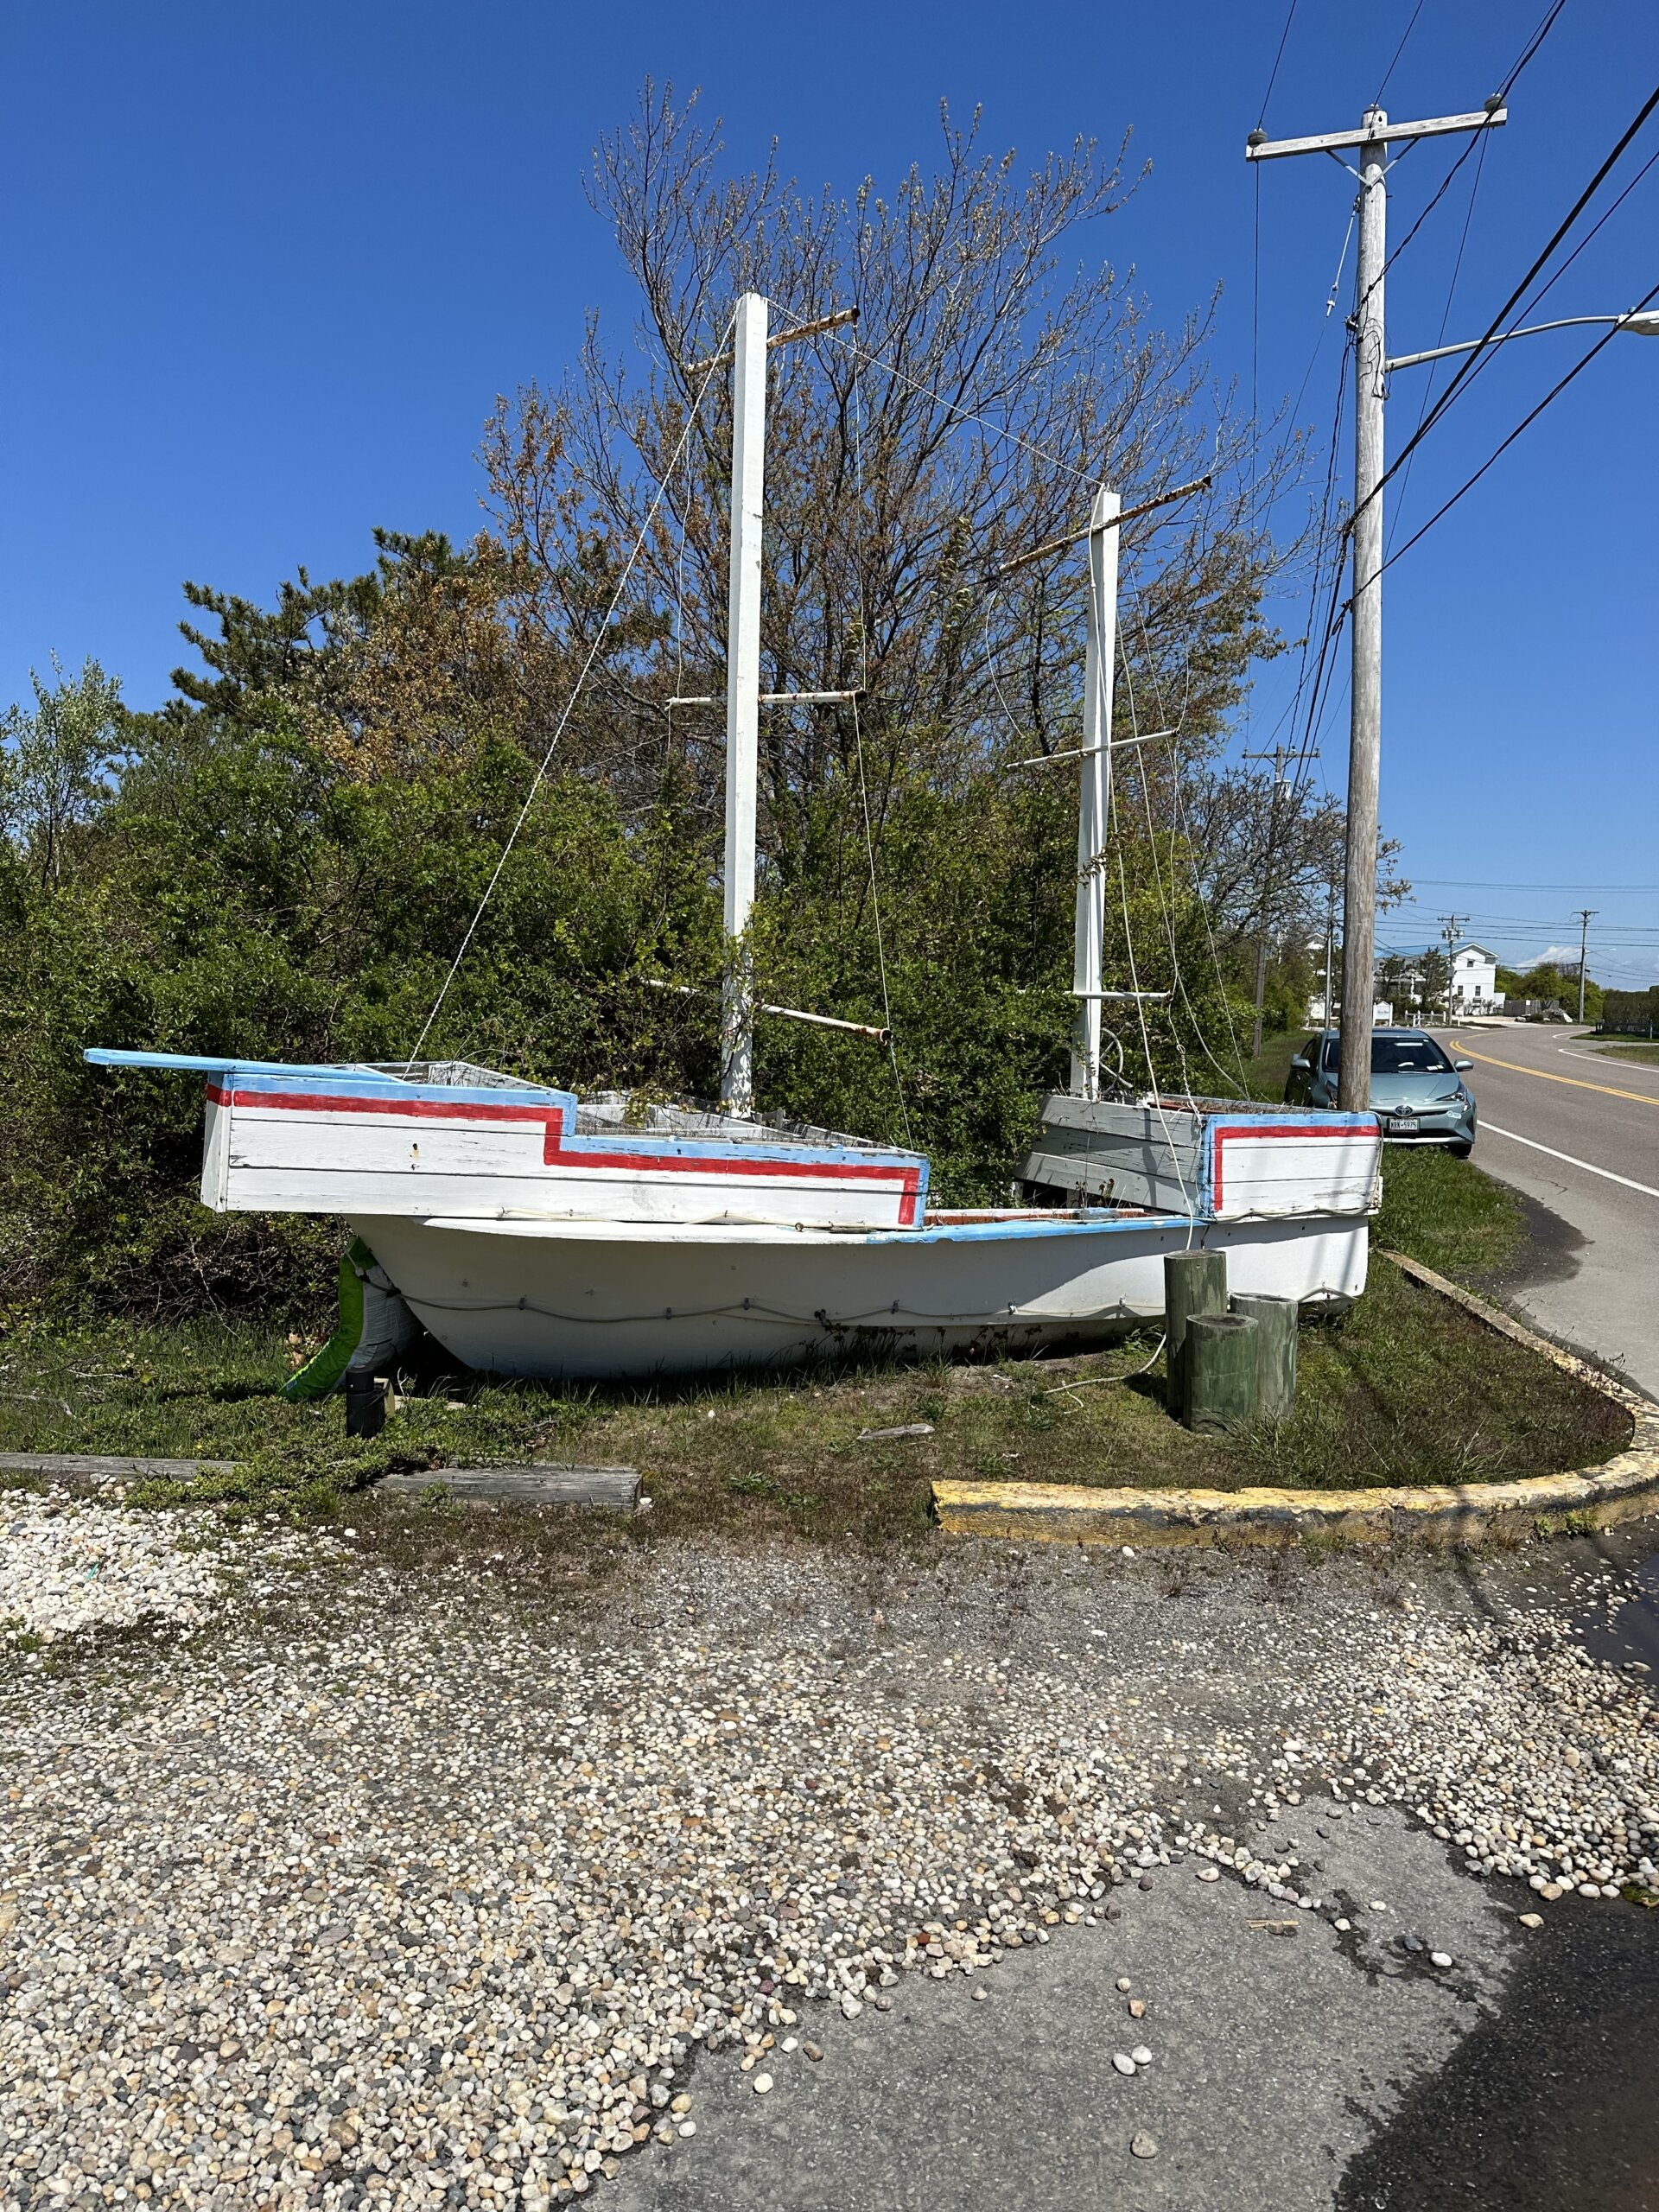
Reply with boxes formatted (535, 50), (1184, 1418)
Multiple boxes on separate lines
(720, 291), (768, 1117)
(1071, 485), (1121, 1099)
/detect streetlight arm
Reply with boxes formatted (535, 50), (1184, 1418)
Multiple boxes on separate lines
(1386, 309), (1659, 372)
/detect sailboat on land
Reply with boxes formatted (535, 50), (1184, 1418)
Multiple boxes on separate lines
(90, 292), (1380, 1379)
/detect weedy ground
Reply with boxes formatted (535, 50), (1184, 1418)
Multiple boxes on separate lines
(0, 1154), (1626, 1555)
(1588, 1039), (1659, 1067)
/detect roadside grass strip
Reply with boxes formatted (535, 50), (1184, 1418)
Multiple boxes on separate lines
(933, 1256), (1657, 1549)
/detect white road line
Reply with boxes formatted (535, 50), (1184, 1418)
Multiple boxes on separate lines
(1555, 1042), (1659, 1080)
(1481, 1122), (1659, 1199)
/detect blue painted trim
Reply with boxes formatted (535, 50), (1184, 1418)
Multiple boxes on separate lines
(872, 1211), (1194, 1248)
(86, 1046), (927, 1185)
(86, 1048), (388, 1080)
(225, 1069), (575, 1111)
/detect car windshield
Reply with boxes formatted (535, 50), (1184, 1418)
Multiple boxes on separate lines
(1319, 1034), (1452, 1075)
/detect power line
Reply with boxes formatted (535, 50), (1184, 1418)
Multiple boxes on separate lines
(1369, 79), (1659, 511)
(1258, 0), (1300, 126)
(1376, 270), (1659, 575)
(1386, 121), (1493, 555)
(1376, 0), (1429, 105)
(1487, 135), (1659, 334)
(1369, 0), (1568, 298)
(1409, 877), (1659, 892)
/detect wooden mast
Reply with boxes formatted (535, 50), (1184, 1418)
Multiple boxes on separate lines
(720, 290), (767, 1117)
(1071, 485), (1121, 1099)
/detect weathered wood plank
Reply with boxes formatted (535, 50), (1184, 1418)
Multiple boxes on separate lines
(374, 1465), (641, 1510)
(0, 1452), (234, 1482)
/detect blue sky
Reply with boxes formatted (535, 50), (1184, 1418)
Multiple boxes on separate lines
(3, 1), (1656, 982)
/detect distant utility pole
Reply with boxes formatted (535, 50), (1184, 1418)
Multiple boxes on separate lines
(1241, 741), (1306, 1060)
(1575, 908), (1598, 1021)
(1249, 96), (1507, 1111)
(1440, 912), (1466, 1027)
(1324, 876), (1338, 1030)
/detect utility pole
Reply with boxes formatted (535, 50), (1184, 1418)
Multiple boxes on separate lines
(1575, 908), (1598, 1022)
(1240, 741), (1308, 1061)
(1439, 912), (1466, 1027)
(1248, 96), (1507, 1114)
(1324, 877), (1338, 1029)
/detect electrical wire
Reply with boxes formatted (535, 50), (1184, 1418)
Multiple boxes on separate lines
(1376, 270), (1659, 576)
(1385, 122), (1493, 556)
(1366, 0), (1568, 303)
(1375, 0), (1428, 105)
(1258, 0), (1300, 127)
(1370, 79), (1659, 512)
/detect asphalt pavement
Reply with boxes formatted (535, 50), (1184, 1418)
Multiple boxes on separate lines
(1436, 1022), (1659, 1398)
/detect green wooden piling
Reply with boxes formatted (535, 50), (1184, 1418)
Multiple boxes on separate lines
(1164, 1249), (1229, 1418)
(1185, 1312), (1261, 1433)
(1230, 1292), (1300, 1421)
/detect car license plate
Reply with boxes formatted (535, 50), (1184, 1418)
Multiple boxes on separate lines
(1389, 1115), (1419, 1133)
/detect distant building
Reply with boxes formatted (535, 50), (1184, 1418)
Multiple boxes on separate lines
(1370, 944), (1504, 1019)
(1450, 944), (1502, 1012)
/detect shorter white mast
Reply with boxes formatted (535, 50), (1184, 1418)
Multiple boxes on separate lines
(721, 290), (768, 1117)
(1071, 484), (1121, 1098)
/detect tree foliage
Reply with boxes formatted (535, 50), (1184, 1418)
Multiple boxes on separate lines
(1, 87), (1373, 1320)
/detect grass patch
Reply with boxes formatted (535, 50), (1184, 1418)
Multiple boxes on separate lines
(1237, 1031), (1309, 1103)
(1588, 1039), (1659, 1067)
(0, 1233), (1628, 1554)
(1243, 1262), (1627, 1491)
(1373, 1145), (1528, 1278)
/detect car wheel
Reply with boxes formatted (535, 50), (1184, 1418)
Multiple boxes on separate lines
(1448, 1141), (1473, 1159)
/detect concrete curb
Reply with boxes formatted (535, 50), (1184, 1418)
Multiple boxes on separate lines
(932, 1254), (1659, 1548)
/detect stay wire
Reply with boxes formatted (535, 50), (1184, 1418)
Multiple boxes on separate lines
(1109, 778), (1197, 1235)
(1126, 652), (1243, 1101)
(1132, 605), (1253, 1097)
(768, 297), (1095, 491)
(1116, 647), (1198, 1109)
(404, 305), (740, 1067)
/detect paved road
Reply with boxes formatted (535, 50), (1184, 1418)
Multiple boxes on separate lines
(1437, 1022), (1659, 1398)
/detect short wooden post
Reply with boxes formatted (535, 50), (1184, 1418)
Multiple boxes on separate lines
(1185, 1313), (1260, 1433)
(345, 1370), (386, 1440)
(1165, 1249), (1228, 1417)
(1230, 1292), (1299, 1421)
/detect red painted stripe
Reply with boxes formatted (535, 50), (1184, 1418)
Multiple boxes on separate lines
(206, 1083), (547, 1126)
(206, 1082), (923, 1220)
(1211, 1119), (1378, 1212)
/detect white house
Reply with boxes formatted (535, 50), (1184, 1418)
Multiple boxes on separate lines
(1450, 944), (1503, 1012)
(1362, 945), (1505, 1020)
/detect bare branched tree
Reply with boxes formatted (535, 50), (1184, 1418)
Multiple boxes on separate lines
(480, 85), (1304, 888)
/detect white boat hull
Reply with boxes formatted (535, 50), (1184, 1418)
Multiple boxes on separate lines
(350, 1208), (1370, 1379)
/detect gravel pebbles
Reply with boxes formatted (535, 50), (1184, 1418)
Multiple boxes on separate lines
(2, 1507), (1657, 2209)
(0, 1492), (329, 1648)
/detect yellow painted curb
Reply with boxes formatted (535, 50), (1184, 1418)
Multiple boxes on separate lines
(931, 1254), (1658, 1548)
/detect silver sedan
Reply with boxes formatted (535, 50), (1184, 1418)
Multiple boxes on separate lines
(1283, 1027), (1478, 1154)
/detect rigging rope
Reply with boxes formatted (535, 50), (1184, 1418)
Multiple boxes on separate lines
(404, 308), (740, 1069)
(849, 691), (913, 1148)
